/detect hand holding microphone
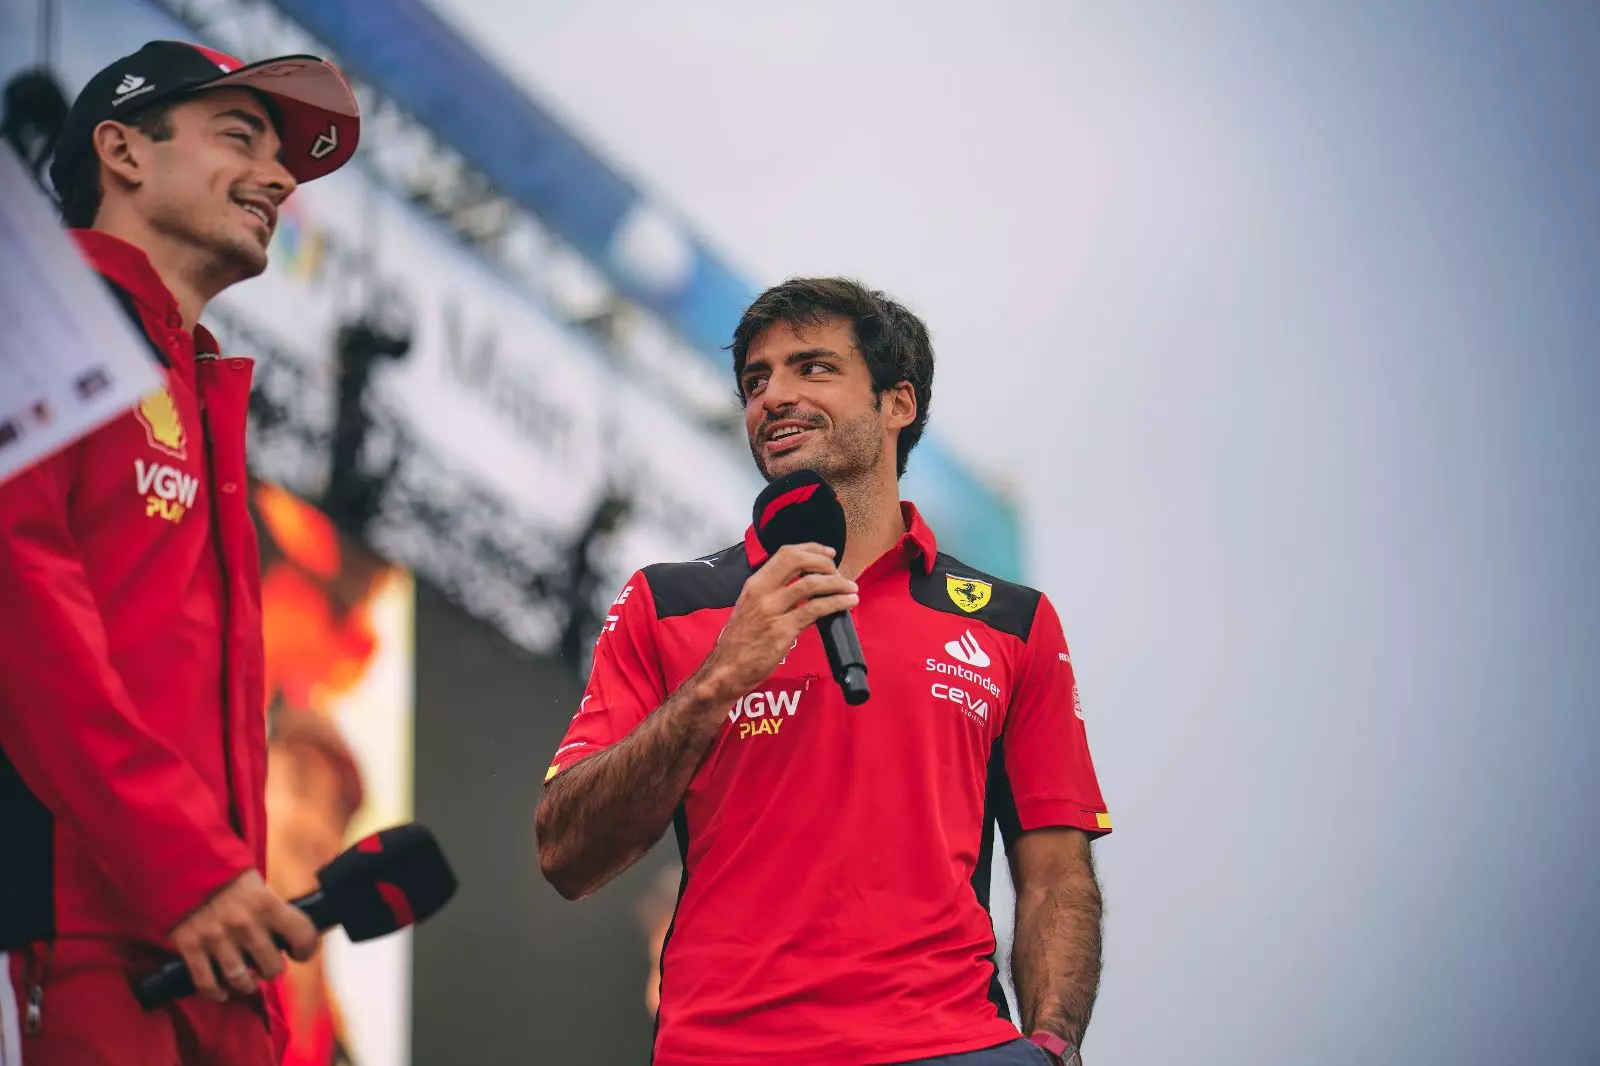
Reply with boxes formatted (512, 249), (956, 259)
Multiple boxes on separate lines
(136, 822), (458, 1009)
(704, 542), (858, 699)
(167, 868), (319, 1002)
(703, 470), (870, 705)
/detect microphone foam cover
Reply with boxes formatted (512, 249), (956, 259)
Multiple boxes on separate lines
(317, 822), (459, 942)
(753, 469), (846, 558)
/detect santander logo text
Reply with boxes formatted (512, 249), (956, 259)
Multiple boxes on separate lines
(925, 656), (1000, 699)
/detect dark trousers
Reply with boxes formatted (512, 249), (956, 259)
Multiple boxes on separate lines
(897, 1037), (1055, 1066)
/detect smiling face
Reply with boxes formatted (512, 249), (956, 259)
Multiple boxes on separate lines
(120, 87), (296, 283)
(739, 316), (914, 487)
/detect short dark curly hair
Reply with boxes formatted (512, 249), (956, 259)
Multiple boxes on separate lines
(731, 277), (935, 479)
(54, 101), (178, 229)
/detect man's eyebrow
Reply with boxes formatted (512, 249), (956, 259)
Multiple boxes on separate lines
(742, 347), (844, 381)
(216, 107), (286, 164)
(215, 108), (267, 135)
(784, 347), (840, 364)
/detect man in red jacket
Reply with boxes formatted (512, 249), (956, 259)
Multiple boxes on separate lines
(0, 41), (360, 1065)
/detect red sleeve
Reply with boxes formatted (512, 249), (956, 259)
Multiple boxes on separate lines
(544, 572), (668, 784)
(1002, 593), (1112, 836)
(0, 445), (255, 934)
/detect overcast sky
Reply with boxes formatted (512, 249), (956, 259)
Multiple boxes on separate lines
(432, 3), (1599, 1062)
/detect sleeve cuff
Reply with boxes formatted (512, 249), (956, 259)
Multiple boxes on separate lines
(147, 846), (256, 935)
(1015, 799), (1113, 836)
(542, 745), (600, 786)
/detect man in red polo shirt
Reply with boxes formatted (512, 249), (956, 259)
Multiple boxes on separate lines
(0, 40), (359, 1065)
(537, 278), (1110, 1065)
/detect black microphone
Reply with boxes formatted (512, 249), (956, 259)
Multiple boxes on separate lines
(134, 822), (458, 1009)
(752, 470), (870, 705)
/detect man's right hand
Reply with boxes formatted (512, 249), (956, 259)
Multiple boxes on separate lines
(169, 869), (320, 1001)
(700, 543), (859, 702)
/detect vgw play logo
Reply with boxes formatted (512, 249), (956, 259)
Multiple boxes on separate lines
(726, 684), (808, 740)
(135, 459), (198, 524)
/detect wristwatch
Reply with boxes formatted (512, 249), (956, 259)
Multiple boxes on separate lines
(1028, 1030), (1083, 1066)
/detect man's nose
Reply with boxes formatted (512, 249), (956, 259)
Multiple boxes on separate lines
(760, 372), (800, 412)
(260, 160), (298, 204)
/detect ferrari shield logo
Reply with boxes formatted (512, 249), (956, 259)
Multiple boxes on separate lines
(946, 575), (992, 613)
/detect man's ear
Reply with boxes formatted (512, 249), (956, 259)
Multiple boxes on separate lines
(91, 120), (145, 194)
(883, 380), (917, 431)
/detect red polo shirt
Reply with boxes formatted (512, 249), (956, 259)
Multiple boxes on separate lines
(546, 504), (1110, 1065)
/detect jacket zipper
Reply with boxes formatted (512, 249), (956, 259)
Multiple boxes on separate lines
(198, 394), (242, 834)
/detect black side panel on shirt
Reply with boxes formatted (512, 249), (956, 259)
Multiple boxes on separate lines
(0, 741), (55, 949)
(973, 739), (1025, 1021)
(672, 801), (690, 865)
(641, 546), (747, 1058)
(652, 803), (693, 1061)
(910, 553), (1043, 641)
(644, 544), (752, 620)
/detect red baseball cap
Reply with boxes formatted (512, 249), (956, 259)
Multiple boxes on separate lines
(51, 39), (360, 189)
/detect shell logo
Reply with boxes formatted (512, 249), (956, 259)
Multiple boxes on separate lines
(135, 385), (186, 459)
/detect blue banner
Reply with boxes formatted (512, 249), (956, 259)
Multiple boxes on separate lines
(268, 0), (1023, 578)
(269, 0), (755, 358)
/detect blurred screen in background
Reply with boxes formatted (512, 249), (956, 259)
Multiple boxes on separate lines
(412, 581), (677, 1065)
(251, 481), (415, 1066)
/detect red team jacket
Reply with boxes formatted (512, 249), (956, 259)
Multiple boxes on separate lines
(547, 506), (1111, 1065)
(0, 232), (266, 956)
